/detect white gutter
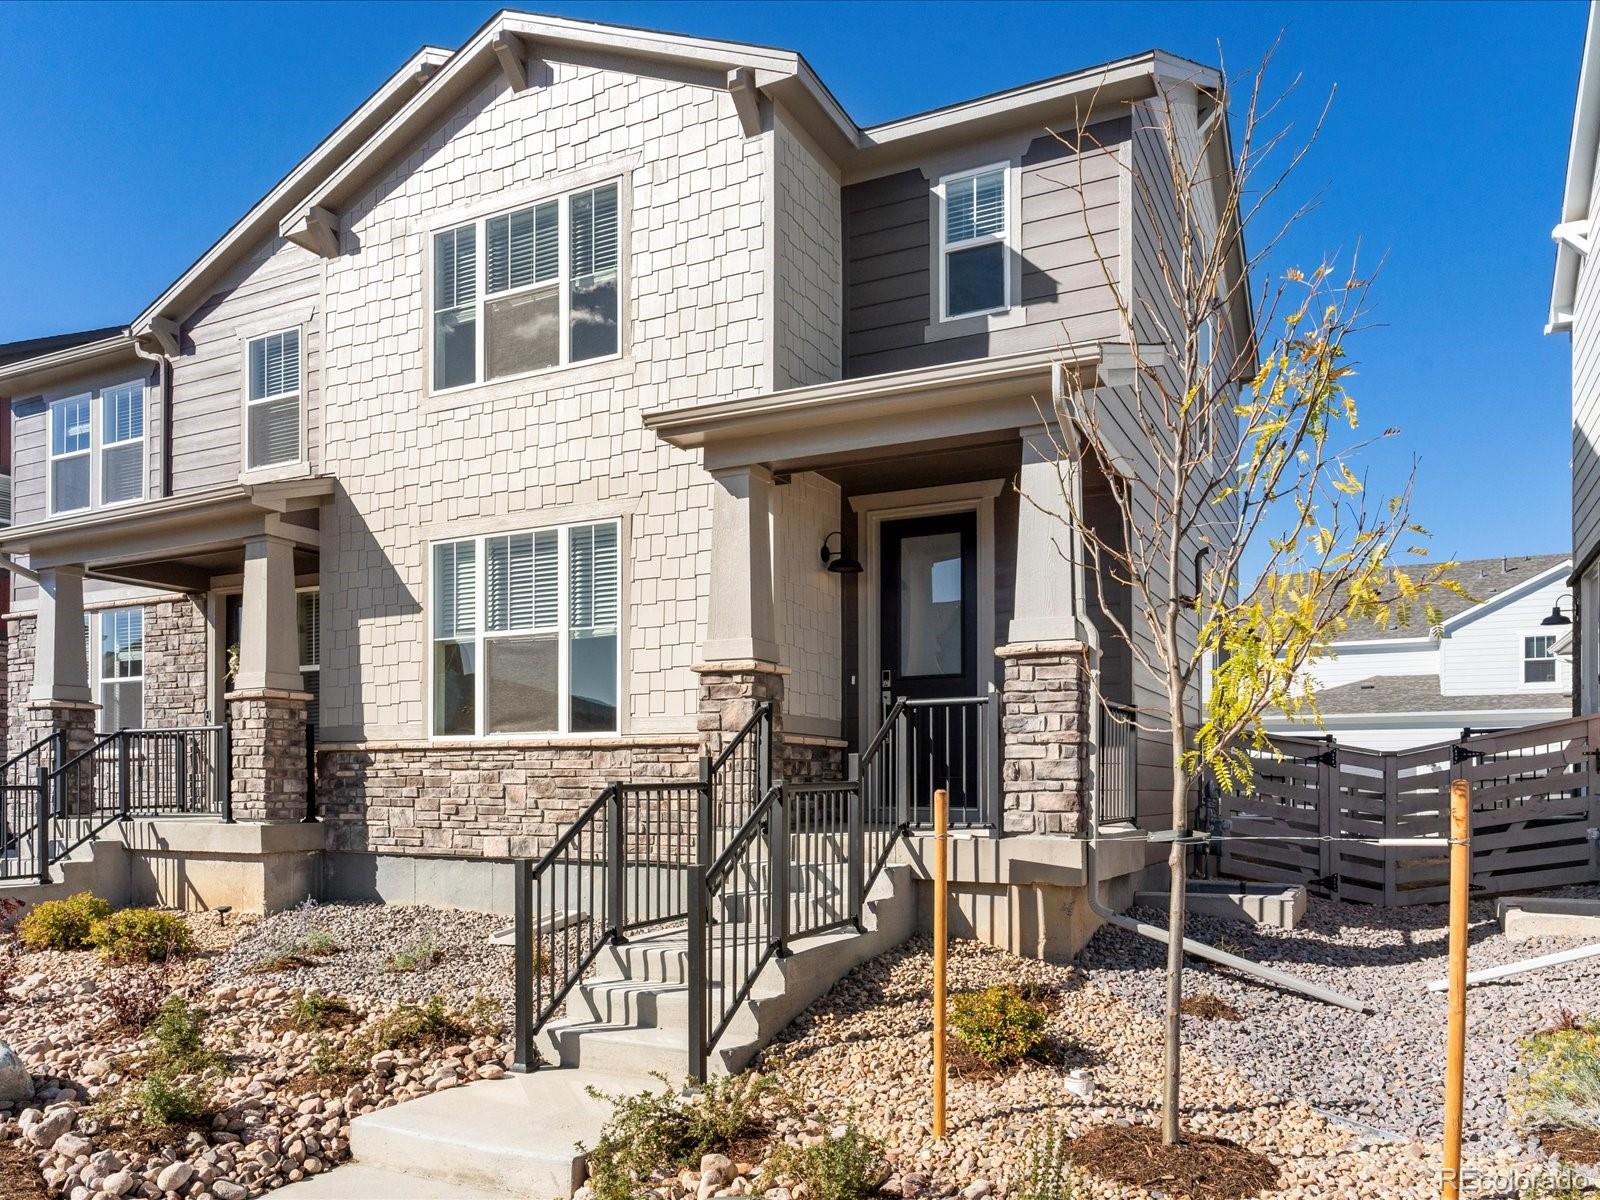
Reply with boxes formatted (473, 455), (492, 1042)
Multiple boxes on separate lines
(0, 331), (138, 393)
(1549, 1), (1600, 333)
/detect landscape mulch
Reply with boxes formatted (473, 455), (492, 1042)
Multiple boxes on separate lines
(1181, 993), (1244, 1022)
(1536, 1126), (1600, 1165)
(0, 1142), (50, 1200)
(1063, 1123), (1280, 1200)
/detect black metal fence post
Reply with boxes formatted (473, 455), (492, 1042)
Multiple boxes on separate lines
(512, 859), (534, 1073)
(769, 782), (789, 958)
(847, 754), (865, 932)
(34, 767), (49, 885)
(117, 734), (131, 822)
(687, 779), (711, 1082)
(219, 713), (234, 824)
(606, 782), (627, 942)
(894, 706), (910, 830)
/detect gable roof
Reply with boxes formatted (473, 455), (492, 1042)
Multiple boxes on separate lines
(1550, 0), (1600, 333)
(1335, 553), (1570, 643)
(1303, 674), (1564, 716)
(0, 327), (125, 370)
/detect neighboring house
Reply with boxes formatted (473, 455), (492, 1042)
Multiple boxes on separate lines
(0, 13), (1246, 950)
(1263, 555), (1572, 751)
(1551, 0), (1600, 714)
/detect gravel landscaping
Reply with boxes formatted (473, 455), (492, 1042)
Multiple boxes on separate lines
(0, 902), (514, 1200)
(1078, 887), (1600, 1155)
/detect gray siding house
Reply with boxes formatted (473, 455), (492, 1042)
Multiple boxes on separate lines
(0, 13), (1243, 950)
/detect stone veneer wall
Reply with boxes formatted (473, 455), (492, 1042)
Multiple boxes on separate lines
(4, 615), (31, 760)
(318, 740), (700, 857)
(998, 642), (1090, 835)
(230, 693), (309, 822)
(144, 598), (211, 727)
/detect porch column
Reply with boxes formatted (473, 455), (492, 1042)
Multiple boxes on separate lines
(227, 534), (309, 822)
(24, 565), (98, 763)
(999, 426), (1090, 836)
(696, 466), (786, 759)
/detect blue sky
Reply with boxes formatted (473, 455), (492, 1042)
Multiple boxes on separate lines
(0, 1), (1586, 577)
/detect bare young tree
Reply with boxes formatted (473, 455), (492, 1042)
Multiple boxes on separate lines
(1034, 52), (1460, 1146)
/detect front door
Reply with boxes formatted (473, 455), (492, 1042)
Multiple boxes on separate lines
(880, 512), (982, 823)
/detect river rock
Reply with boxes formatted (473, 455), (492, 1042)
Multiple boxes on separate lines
(0, 1041), (32, 1102)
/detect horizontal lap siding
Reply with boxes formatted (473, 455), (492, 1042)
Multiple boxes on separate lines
(171, 237), (324, 491)
(841, 118), (1129, 378)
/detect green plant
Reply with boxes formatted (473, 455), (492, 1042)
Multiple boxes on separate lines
(250, 929), (341, 974)
(148, 997), (221, 1075)
(949, 985), (1048, 1068)
(99, 965), (171, 1030)
(136, 1068), (211, 1128)
(582, 1074), (771, 1200)
(304, 1033), (369, 1084)
(88, 908), (195, 963)
(283, 992), (358, 1032)
(385, 937), (443, 973)
(368, 995), (497, 1052)
(1013, 1124), (1076, 1200)
(1511, 1017), (1600, 1132)
(298, 929), (340, 956)
(767, 1124), (887, 1200)
(17, 892), (111, 951)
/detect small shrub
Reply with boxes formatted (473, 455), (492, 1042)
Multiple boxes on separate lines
(99, 965), (171, 1030)
(1511, 1017), (1600, 1132)
(17, 892), (110, 951)
(385, 937), (443, 973)
(88, 908), (194, 963)
(368, 995), (497, 1052)
(583, 1074), (771, 1200)
(298, 929), (339, 956)
(949, 985), (1048, 1068)
(249, 929), (339, 974)
(768, 1124), (887, 1200)
(148, 997), (221, 1075)
(305, 1033), (368, 1084)
(1013, 1124), (1075, 1200)
(283, 992), (358, 1032)
(136, 1068), (211, 1128)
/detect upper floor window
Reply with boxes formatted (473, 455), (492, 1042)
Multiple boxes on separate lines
(431, 519), (620, 736)
(1524, 634), (1557, 684)
(49, 382), (145, 515)
(299, 588), (321, 728)
(431, 181), (621, 393)
(938, 165), (1009, 320)
(246, 329), (302, 470)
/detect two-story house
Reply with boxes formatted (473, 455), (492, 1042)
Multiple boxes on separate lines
(1263, 554), (1573, 750)
(0, 13), (1245, 949)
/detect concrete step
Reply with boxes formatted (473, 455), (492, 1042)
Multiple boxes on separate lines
(537, 1019), (689, 1078)
(272, 1162), (513, 1199)
(346, 1068), (625, 1198)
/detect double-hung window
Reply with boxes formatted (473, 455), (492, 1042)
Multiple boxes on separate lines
(939, 165), (1009, 320)
(246, 329), (302, 470)
(431, 180), (621, 392)
(1524, 634), (1557, 684)
(431, 519), (620, 736)
(95, 607), (145, 731)
(299, 588), (321, 727)
(48, 384), (145, 515)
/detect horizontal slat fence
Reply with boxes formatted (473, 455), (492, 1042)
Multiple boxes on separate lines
(1217, 716), (1600, 907)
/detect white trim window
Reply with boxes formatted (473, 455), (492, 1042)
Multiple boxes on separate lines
(100, 381), (146, 505)
(431, 519), (620, 736)
(47, 393), (93, 514)
(431, 180), (621, 392)
(938, 164), (1009, 320)
(1524, 633), (1557, 685)
(246, 329), (302, 469)
(94, 607), (145, 732)
(298, 588), (320, 727)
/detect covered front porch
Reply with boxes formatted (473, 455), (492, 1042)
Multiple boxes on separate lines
(0, 479), (328, 872)
(647, 346), (1144, 843)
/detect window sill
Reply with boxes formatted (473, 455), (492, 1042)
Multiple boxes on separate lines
(239, 462), (313, 487)
(923, 306), (1028, 344)
(423, 354), (633, 412)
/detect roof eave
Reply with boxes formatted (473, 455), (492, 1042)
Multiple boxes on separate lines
(0, 332), (139, 394)
(1549, 1), (1600, 332)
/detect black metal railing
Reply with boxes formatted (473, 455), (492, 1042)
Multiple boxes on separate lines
(618, 782), (699, 934)
(706, 704), (773, 854)
(0, 732), (63, 883)
(1097, 702), (1138, 827)
(898, 695), (1000, 829)
(785, 782), (859, 940)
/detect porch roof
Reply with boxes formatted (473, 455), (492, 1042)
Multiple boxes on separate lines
(0, 478), (329, 591)
(643, 344), (1103, 471)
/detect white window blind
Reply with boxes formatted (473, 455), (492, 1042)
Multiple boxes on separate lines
(48, 394), (92, 514)
(96, 607), (144, 732)
(569, 521), (619, 630)
(486, 530), (559, 631)
(249, 331), (300, 401)
(434, 540), (477, 639)
(246, 330), (302, 469)
(940, 166), (1009, 320)
(101, 382), (144, 505)
(571, 185), (620, 280)
(298, 589), (321, 668)
(945, 170), (1005, 243)
(487, 201), (559, 294)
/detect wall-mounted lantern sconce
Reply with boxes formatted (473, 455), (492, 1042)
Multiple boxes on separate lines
(820, 531), (862, 575)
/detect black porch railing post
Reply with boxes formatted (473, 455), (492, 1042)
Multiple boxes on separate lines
(607, 782), (627, 942)
(35, 767), (50, 885)
(847, 753), (865, 932)
(687, 778), (711, 1082)
(174, 734), (189, 814)
(512, 859), (534, 1073)
(303, 724), (318, 822)
(117, 733), (131, 822)
(894, 705), (910, 831)
(219, 714), (234, 824)
(769, 782), (790, 958)
(985, 687), (1002, 835)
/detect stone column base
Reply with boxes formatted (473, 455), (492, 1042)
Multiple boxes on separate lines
(997, 641), (1090, 835)
(693, 660), (786, 760)
(227, 689), (311, 822)
(23, 701), (99, 815)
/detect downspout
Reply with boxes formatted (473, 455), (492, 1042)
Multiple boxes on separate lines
(132, 337), (172, 497)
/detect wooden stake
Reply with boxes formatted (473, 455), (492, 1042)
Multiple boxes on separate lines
(1441, 778), (1470, 1200)
(932, 786), (948, 1140)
